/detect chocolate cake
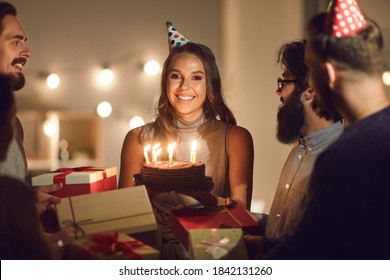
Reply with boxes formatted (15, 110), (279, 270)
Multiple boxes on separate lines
(134, 161), (213, 192)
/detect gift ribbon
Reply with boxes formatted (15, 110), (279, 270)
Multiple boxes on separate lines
(223, 206), (243, 227)
(196, 228), (232, 259)
(84, 232), (144, 259)
(62, 219), (93, 238)
(53, 166), (108, 184)
(204, 206), (244, 227)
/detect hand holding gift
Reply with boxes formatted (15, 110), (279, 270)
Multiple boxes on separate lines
(31, 166), (118, 198)
(178, 189), (235, 207)
(34, 183), (63, 216)
(243, 234), (264, 259)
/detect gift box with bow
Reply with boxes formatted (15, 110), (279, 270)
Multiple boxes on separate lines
(188, 228), (248, 260)
(56, 186), (157, 240)
(170, 203), (260, 249)
(31, 166), (117, 197)
(65, 232), (159, 259)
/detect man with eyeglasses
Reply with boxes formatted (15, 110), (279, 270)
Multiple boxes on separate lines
(247, 40), (343, 258)
(265, 0), (390, 259)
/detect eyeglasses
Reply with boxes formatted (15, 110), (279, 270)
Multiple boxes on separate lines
(277, 77), (301, 91)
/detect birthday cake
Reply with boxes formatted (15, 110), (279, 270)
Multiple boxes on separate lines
(134, 161), (213, 192)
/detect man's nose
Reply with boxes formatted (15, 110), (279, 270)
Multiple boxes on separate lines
(21, 43), (32, 58)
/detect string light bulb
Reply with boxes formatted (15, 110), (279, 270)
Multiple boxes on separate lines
(99, 67), (114, 85)
(143, 60), (160, 76)
(129, 116), (145, 129)
(96, 101), (112, 118)
(43, 120), (56, 136)
(382, 71), (390, 86)
(46, 73), (60, 89)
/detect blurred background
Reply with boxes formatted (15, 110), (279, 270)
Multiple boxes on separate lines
(11, 0), (390, 212)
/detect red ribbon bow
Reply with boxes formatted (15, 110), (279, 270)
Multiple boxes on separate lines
(53, 166), (107, 184)
(83, 232), (144, 259)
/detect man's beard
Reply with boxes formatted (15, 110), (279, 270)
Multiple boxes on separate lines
(5, 73), (26, 91)
(276, 92), (305, 144)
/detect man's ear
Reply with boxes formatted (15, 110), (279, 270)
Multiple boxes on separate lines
(325, 62), (337, 89)
(302, 86), (314, 101)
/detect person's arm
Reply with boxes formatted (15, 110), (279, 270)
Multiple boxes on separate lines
(118, 127), (145, 188)
(227, 126), (254, 210)
(8, 183), (53, 259)
(178, 126), (254, 209)
(264, 145), (370, 259)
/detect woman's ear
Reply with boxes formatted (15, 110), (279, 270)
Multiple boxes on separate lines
(325, 62), (337, 89)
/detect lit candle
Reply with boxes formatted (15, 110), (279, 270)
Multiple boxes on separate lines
(168, 142), (176, 167)
(154, 148), (162, 165)
(143, 144), (151, 164)
(152, 143), (161, 163)
(190, 140), (197, 163)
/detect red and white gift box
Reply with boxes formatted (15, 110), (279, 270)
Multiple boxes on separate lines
(170, 203), (260, 249)
(31, 166), (117, 197)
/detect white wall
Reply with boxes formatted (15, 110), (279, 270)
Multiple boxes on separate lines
(221, 0), (305, 213)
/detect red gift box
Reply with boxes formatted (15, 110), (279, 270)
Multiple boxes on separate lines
(65, 232), (159, 260)
(170, 203), (260, 249)
(31, 166), (117, 197)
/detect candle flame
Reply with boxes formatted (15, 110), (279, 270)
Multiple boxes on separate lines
(155, 148), (162, 158)
(144, 144), (151, 152)
(152, 143), (161, 151)
(191, 140), (197, 152)
(168, 142), (176, 156)
(190, 140), (197, 163)
(152, 143), (161, 163)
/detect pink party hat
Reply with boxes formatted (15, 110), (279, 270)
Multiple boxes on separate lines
(326, 0), (366, 38)
(166, 21), (190, 49)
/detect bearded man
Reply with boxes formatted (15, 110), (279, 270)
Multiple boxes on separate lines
(0, 2), (62, 216)
(259, 40), (343, 255)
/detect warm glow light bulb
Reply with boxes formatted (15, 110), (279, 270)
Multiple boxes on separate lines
(46, 73), (60, 89)
(99, 68), (114, 85)
(96, 101), (112, 118)
(43, 120), (56, 136)
(143, 60), (161, 76)
(129, 116), (145, 129)
(382, 71), (390, 86)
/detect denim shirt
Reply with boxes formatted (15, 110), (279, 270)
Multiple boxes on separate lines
(265, 121), (344, 241)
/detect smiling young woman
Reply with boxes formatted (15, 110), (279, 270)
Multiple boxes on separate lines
(119, 39), (254, 259)
(166, 52), (207, 122)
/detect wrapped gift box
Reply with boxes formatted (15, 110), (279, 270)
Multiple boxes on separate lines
(189, 228), (248, 260)
(56, 186), (157, 240)
(170, 203), (260, 249)
(65, 232), (159, 260)
(31, 166), (117, 197)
